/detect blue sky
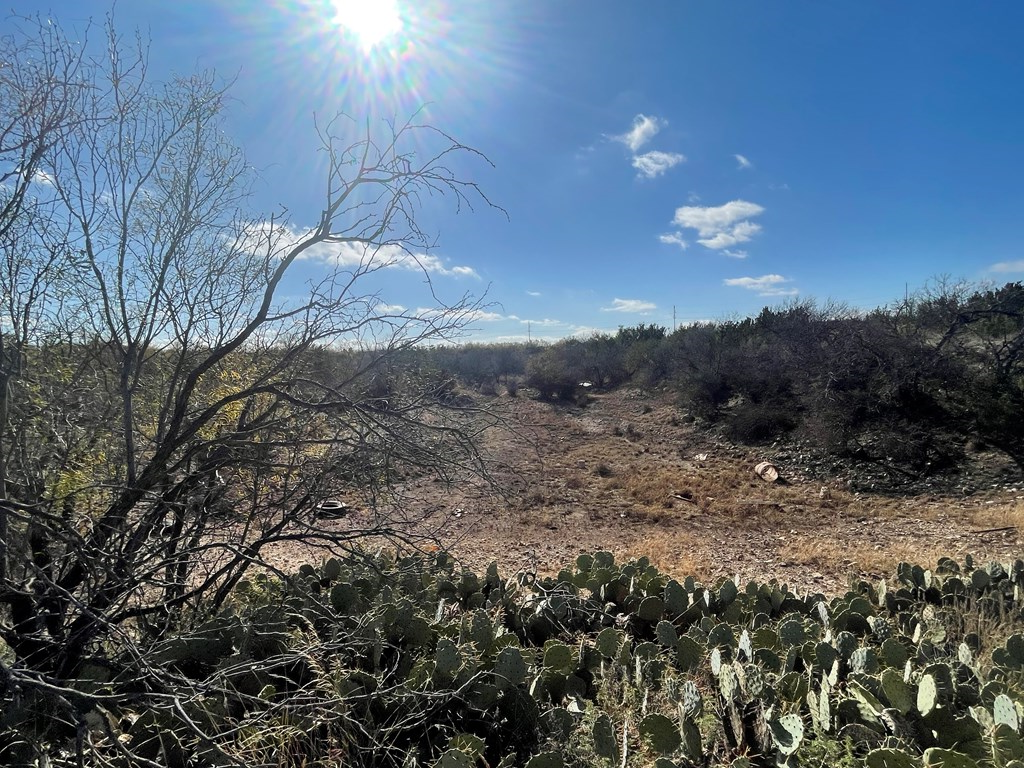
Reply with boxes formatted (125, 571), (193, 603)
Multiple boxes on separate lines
(34, 1), (1024, 341)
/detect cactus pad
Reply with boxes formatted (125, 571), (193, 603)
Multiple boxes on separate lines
(640, 713), (682, 754)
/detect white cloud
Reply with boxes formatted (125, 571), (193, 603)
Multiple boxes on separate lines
(658, 232), (688, 250)
(688, 192), (701, 203)
(464, 309), (506, 322)
(241, 222), (479, 278)
(722, 249), (748, 259)
(520, 317), (561, 327)
(988, 260), (1024, 274)
(673, 200), (764, 237)
(734, 154), (753, 170)
(375, 303), (406, 313)
(696, 221), (762, 250)
(632, 150), (686, 179)
(526, 290), (542, 297)
(482, 334), (542, 343)
(31, 170), (55, 186)
(723, 274), (799, 297)
(613, 114), (665, 152)
(602, 298), (657, 313)
(414, 307), (507, 322)
(672, 199), (765, 250)
(400, 252), (479, 279)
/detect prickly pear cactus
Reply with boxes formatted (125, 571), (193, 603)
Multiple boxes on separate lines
(995, 693), (1020, 732)
(640, 713), (682, 754)
(922, 747), (979, 768)
(433, 749), (475, 768)
(433, 638), (463, 684)
(656, 620), (678, 648)
(769, 713), (804, 757)
(524, 752), (563, 768)
(918, 672), (939, 716)
(543, 641), (574, 675)
(719, 664), (738, 702)
(778, 619), (805, 647)
(880, 667), (914, 716)
(680, 718), (702, 760)
(851, 646), (879, 675)
(865, 747), (918, 768)
(992, 723), (1024, 765)
(593, 713), (619, 763)
(637, 596), (666, 622)
(681, 679), (702, 719)
(493, 646), (527, 690)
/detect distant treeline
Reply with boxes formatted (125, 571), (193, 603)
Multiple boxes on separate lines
(402, 281), (1024, 475)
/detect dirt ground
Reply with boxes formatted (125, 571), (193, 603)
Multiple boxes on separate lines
(299, 388), (1024, 595)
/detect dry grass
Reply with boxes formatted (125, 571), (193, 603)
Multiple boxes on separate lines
(385, 389), (1024, 591)
(623, 467), (676, 504)
(625, 531), (712, 581)
(778, 534), (959, 579)
(971, 498), (1024, 532)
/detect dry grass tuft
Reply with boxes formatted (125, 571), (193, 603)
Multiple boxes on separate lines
(971, 498), (1024, 532)
(779, 534), (959, 579)
(625, 531), (712, 581)
(624, 467), (682, 507)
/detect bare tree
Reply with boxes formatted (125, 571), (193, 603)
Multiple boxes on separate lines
(0, 14), (503, 760)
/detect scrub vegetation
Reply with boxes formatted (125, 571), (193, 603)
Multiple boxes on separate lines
(2, 13), (1024, 768)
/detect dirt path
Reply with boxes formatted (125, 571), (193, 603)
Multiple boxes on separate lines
(275, 389), (1024, 594)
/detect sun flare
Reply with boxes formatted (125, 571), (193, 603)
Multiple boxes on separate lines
(330, 0), (402, 50)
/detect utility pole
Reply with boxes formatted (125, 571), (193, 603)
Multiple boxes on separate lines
(673, 305), (676, 332)
(527, 321), (531, 344)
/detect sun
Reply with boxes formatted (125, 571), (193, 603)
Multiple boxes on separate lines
(330, 0), (403, 50)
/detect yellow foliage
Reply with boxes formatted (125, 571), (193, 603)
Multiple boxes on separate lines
(197, 367), (247, 440)
(49, 449), (109, 515)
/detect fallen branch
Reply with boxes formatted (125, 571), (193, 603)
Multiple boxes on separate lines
(970, 526), (1017, 535)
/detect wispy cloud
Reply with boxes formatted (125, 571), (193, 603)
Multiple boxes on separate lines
(567, 325), (606, 338)
(658, 232), (688, 250)
(414, 307), (507, 322)
(633, 150), (686, 179)
(722, 249), (748, 259)
(988, 260), (1024, 274)
(526, 290), (542, 297)
(734, 154), (753, 170)
(723, 274), (798, 297)
(608, 114), (684, 180)
(613, 114), (665, 152)
(672, 199), (765, 250)
(602, 298), (657, 313)
(242, 222), (480, 278)
(31, 169), (55, 186)
(519, 317), (561, 327)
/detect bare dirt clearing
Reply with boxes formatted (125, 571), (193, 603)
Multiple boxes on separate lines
(295, 389), (1024, 594)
